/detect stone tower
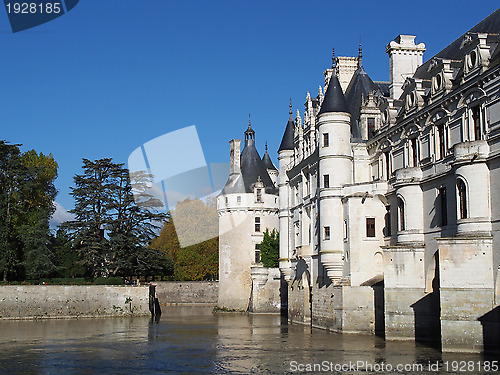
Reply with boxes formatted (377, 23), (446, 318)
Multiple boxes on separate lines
(317, 71), (353, 282)
(386, 35), (426, 99)
(217, 119), (279, 310)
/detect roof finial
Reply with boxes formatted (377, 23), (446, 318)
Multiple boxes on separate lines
(248, 113), (252, 128)
(358, 37), (363, 68)
(332, 47), (336, 69)
(265, 141), (268, 153)
(289, 98), (293, 119)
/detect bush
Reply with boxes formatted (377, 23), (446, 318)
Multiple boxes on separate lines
(93, 276), (124, 285)
(259, 229), (279, 268)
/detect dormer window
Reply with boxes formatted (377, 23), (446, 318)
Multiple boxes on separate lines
(383, 110), (389, 125)
(368, 117), (375, 139)
(256, 188), (262, 202)
(433, 73), (442, 92)
(466, 49), (479, 72)
(406, 92), (416, 110)
(254, 176), (264, 203)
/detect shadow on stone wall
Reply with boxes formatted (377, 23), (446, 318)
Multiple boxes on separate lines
(280, 275), (288, 317)
(410, 291), (441, 350)
(478, 305), (500, 354)
(372, 281), (385, 338)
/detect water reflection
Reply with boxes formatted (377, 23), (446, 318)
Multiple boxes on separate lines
(0, 306), (496, 374)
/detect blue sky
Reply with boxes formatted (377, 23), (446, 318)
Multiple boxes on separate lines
(1, 1), (498, 221)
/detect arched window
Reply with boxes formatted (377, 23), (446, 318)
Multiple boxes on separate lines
(457, 179), (468, 219)
(398, 197), (405, 231)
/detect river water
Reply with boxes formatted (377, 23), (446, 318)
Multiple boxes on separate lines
(0, 306), (497, 374)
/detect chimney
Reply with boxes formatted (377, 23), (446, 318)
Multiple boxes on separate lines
(386, 35), (425, 99)
(229, 139), (241, 175)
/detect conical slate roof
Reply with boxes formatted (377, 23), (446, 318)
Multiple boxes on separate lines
(222, 123), (277, 195)
(240, 142), (276, 193)
(278, 116), (294, 152)
(279, 101), (295, 152)
(262, 145), (277, 171)
(345, 66), (382, 138)
(318, 73), (349, 115)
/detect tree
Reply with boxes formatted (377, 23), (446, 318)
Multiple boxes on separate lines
(259, 229), (279, 268)
(150, 197), (219, 280)
(65, 159), (168, 278)
(0, 141), (58, 280)
(65, 158), (115, 278)
(107, 169), (167, 277)
(19, 150), (58, 279)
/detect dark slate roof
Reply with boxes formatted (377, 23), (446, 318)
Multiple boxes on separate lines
(414, 8), (500, 79)
(344, 66), (383, 138)
(375, 81), (391, 97)
(318, 73), (349, 115)
(278, 117), (295, 152)
(262, 150), (277, 171)
(240, 143), (277, 194)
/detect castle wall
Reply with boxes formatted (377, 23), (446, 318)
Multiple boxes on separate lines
(249, 266), (282, 313)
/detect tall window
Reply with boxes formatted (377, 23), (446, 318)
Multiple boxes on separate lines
(323, 174), (330, 188)
(384, 151), (391, 179)
(255, 217), (261, 232)
(368, 117), (375, 139)
(256, 188), (262, 203)
(439, 187), (448, 226)
(324, 226), (330, 240)
(437, 124), (445, 159)
(472, 106), (481, 141)
(398, 197), (405, 231)
(366, 218), (375, 237)
(323, 133), (329, 147)
(384, 206), (391, 237)
(410, 137), (418, 167)
(255, 244), (260, 263)
(457, 179), (468, 219)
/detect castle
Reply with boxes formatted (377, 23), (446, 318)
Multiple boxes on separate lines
(217, 8), (500, 353)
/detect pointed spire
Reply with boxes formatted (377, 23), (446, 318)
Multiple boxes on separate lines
(279, 99), (295, 152)
(245, 113), (255, 145)
(262, 140), (277, 171)
(358, 37), (363, 68)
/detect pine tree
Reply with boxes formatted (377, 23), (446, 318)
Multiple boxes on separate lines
(65, 158), (115, 278)
(65, 159), (168, 278)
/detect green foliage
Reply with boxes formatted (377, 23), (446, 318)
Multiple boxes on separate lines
(64, 159), (168, 279)
(259, 229), (279, 268)
(0, 141), (58, 281)
(51, 227), (88, 278)
(94, 276), (124, 285)
(150, 198), (218, 281)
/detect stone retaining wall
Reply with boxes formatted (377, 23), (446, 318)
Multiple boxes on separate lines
(153, 281), (218, 305)
(0, 285), (150, 319)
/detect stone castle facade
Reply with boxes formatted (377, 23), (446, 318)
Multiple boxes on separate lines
(217, 8), (500, 353)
